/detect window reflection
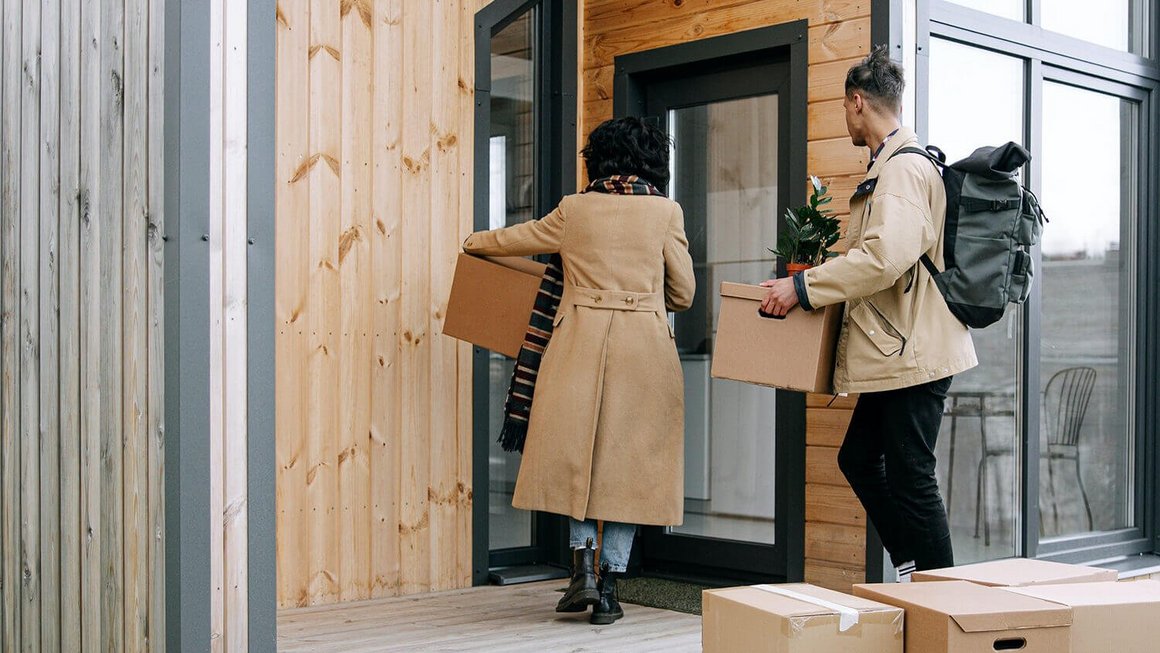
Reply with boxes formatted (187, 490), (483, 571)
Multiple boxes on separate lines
(488, 11), (536, 551)
(929, 39), (1024, 563)
(1039, 82), (1137, 538)
(946, 0), (1024, 21)
(669, 96), (780, 544)
(1041, 0), (1146, 54)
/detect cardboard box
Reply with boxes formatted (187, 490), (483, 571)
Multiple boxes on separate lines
(913, 558), (1118, 587)
(1005, 580), (1160, 652)
(854, 580), (1071, 653)
(711, 282), (843, 393)
(702, 583), (903, 653)
(443, 253), (547, 358)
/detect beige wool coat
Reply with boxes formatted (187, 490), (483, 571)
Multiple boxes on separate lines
(799, 127), (977, 393)
(463, 192), (695, 525)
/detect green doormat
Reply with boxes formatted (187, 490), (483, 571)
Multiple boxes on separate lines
(615, 577), (710, 615)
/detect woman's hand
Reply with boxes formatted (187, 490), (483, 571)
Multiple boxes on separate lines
(758, 277), (799, 317)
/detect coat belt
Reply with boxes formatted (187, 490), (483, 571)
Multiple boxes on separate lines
(561, 285), (664, 312)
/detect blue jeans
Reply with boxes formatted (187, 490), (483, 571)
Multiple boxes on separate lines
(569, 519), (636, 573)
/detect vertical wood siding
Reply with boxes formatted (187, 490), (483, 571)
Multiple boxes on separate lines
(0, 0), (167, 648)
(581, 0), (871, 592)
(274, 0), (485, 608)
(207, 0), (252, 649)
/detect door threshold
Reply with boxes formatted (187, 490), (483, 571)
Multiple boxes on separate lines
(488, 563), (569, 586)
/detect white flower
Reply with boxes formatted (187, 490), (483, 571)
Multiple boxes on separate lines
(810, 175), (822, 193)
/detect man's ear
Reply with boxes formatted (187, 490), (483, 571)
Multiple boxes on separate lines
(851, 91), (865, 114)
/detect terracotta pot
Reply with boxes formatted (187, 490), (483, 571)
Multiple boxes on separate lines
(785, 263), (813, 277)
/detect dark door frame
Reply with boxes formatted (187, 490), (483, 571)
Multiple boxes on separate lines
(472, 0), (578, 585)
(612, 21), (810, 584)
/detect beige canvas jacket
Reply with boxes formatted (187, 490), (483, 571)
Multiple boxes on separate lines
(463, 192), (695, 525)
(799, 128), (977, 393)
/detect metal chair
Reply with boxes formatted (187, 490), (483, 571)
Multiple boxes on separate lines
(964, 392), (1014, 547)
(1041, 366), (1097, 534)
(942, 390), (1016, 548)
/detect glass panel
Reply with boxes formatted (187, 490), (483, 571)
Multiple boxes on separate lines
(1041, 0), (1149, 55)
(1039, 82), (1137, 539)
(945, 0), (1024, 22)
(488, 11), (535, 551)
(928, 39), (1025, 563)
(668, 95), (779, 544)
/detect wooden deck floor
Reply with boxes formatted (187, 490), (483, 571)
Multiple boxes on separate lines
(278, 580), (703, 652)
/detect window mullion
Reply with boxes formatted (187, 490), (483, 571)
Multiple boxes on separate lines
(1023, 57), (1045, 558)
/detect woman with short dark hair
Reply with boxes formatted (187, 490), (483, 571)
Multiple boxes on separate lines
(463, 117), (695, 625)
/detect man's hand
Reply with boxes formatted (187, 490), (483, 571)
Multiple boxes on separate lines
(758, 277), (800, 317)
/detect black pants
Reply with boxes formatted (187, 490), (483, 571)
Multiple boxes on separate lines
(838, 376), (954, 571)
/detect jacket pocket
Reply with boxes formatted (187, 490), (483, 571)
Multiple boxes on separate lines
(657, 311), (675, 338)
(849, 300), (907, 357)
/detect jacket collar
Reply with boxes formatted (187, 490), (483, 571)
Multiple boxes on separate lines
(864, 126), (918, 181)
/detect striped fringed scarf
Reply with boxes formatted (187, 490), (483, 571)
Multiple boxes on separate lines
(498, 175), (666, 453)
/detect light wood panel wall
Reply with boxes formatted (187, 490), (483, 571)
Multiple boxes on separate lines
(0, 0), (167, 649)
(581, 0), (871, 592)
(275, 0), (487, 608)
(208, 0), (252, 649)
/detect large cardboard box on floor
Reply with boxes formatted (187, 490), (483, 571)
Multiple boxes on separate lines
(702, 583), (903, 653)
(854, 580), (1071, 653)
(913, 557), (1118, 587)
(711, 282), (843, 393)
(443, 253), (546, 358)
(1005, 580), (1160, 653)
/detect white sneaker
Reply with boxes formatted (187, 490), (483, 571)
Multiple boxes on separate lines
(895, 561), (916, 583)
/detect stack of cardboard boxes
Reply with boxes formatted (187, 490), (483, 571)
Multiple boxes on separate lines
(702, 583), (904, 653)
(704, 559), (1160, 652)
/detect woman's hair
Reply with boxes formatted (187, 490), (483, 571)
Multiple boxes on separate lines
(580, 117), (672, 189)
(845, 44), (905, 115)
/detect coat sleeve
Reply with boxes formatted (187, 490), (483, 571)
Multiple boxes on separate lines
(462, 202), (566, 256)
(801, 160), (938, 309)
(663, 202), (696, 312)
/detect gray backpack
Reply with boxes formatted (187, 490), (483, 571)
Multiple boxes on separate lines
(891, 142), (1047, 329)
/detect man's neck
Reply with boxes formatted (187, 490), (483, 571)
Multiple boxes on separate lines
(866, 120), (903, 155)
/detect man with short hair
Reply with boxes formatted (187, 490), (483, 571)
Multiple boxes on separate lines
(761, 45), (976, 578)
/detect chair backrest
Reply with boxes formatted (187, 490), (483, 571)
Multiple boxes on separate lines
(1043, 367), (1097, 447)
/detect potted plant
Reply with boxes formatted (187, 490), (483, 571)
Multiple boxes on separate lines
(770, 176), (840, 277)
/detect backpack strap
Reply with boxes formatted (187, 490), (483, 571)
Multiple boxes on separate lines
(919, 253), (940, 277)
(889, 145), (946, 168)
(961, 197), (1020, 212)
(891, 145), (945, 292)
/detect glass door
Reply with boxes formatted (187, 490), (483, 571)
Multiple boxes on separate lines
(485, 7), (537, 555)
(668, 96), (781, 548)
(472, 0), (576, 583)
(617, 36), (808, 581)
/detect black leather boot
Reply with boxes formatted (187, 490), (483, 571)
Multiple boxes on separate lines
(590, 564), (624, 625)
(555, 538), (599, 612)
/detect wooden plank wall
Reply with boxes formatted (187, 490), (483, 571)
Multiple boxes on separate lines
(274, 0), (488, 608)
(0, 0), (167, 649)
(581, 0), (871, 592)
(208, 0), (252, 649)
